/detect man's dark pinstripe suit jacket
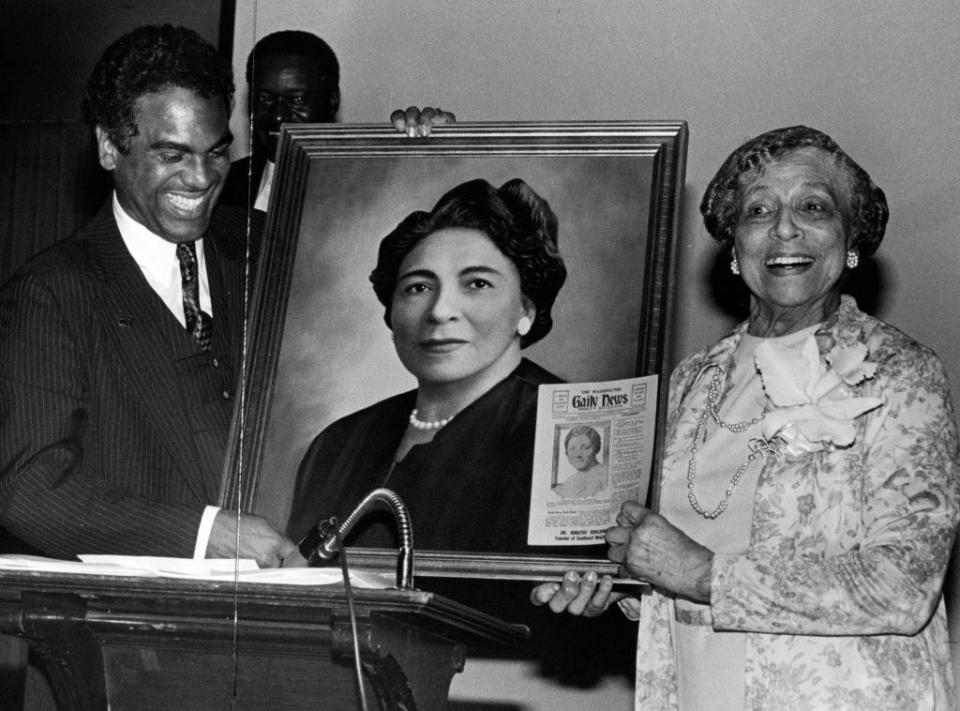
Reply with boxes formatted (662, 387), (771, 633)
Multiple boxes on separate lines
(0, 202), (256, 559)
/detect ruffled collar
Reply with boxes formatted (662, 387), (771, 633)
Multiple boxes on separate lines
(696, 296), (883, 458)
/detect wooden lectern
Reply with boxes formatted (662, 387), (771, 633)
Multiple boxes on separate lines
(0, 570), (528, 710)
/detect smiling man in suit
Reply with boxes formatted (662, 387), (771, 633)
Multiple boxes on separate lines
(0, 24), (299, 567)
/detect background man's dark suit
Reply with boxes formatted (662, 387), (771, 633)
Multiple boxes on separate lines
(0, 203), (258, 558)
(218, 154), (267, 212)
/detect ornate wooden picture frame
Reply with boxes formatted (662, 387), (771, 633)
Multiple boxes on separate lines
(221, 121), (687, 583)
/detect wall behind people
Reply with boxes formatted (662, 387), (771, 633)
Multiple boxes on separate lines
(0, 0), (226, 122)
(232, 1), (960, 707)
(232, 0), (960, 407)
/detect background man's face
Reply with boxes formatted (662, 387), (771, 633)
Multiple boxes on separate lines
(250, 53), (339, 160)
(97, 86), (232, 243)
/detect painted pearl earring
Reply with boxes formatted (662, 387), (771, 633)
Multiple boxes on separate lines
(730, 253), (740, 276)
(517, 316), (533, 337)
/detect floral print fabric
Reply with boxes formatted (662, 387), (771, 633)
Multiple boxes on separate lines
(635, 297), (960, 710)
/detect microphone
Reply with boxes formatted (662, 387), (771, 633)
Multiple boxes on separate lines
(297, 488), (415, 590)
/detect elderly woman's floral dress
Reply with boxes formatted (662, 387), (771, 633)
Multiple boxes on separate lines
(634, 296), (960, 710)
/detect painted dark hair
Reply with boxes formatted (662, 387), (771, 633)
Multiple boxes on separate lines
(700, 125), (888, 256)
(370, 178), (567, 348)
(83, 24), (233, 154)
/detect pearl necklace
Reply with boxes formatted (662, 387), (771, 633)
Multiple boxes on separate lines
(409, 408), (451, 431)
(686, 363), (768, 520)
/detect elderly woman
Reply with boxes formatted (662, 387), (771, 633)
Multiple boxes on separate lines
(533, 126), (960, 709)
(555, 424), (607, 499)
(287, 177), (567, 553)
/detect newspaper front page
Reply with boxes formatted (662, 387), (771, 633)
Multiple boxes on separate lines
(526, 375), (658, 546)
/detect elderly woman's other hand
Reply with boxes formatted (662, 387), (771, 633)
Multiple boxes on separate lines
(608, 501), (714, 603)
(390, 105), (456, 137)
(530, 570), (623, 617)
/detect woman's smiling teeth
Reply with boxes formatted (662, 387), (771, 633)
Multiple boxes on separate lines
(766, 254), (814, 268)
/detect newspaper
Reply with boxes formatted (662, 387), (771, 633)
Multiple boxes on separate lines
(526, 375), (658, 545)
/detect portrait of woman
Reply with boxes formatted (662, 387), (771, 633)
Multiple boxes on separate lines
(287, 177), (569, 555)
(554, 424), (608, 499)
(533, 126), (960, 709)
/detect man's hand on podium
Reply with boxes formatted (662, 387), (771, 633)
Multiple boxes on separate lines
(207, 510), (305, 568)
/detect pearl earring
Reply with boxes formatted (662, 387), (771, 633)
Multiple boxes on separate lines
(846, 250), (859, 269)
(730, 253), (740, 276)
(517, 316), (532, 337)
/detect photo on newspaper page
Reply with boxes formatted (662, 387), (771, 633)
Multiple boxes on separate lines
(527, 375), (658, 545)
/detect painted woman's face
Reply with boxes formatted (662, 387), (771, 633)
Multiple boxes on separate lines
(390, 227), (534, 390)
(565, 434), (597, 471)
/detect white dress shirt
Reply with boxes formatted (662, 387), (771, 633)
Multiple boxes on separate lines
(113, 193), (220, 558)
(253, 159), (275, 212)
(113, 193), (213, 323)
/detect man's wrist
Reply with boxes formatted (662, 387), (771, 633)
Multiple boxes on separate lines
(193, 505), (221, 559)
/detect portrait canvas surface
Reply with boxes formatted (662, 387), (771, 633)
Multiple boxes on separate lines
(222, 122), (687, 579)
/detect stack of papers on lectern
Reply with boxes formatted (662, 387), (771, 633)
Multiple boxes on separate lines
(0, 554), (393, 587)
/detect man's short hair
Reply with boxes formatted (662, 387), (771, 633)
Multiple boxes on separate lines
(83, 24), (234, 154)
(245, 30), (340, 87)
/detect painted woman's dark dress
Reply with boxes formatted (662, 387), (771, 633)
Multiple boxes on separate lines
(288, 358), (635, 678)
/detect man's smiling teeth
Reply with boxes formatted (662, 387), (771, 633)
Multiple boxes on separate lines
(167, 194), (205, 211)
(766, 255), (814, 267)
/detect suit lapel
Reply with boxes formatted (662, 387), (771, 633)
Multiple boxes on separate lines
(85, 208), (209, 501)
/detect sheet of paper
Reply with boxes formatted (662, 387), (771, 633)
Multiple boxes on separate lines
(526, 375), (658, 545)
(0, 554), (394, 588)
(79, 555), (393, 587)
(0, 554), (159, 577)
(79, 555), (259, 577)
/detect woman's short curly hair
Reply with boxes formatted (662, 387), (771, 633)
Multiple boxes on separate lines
(699, 125), (888, 256)
(370, 178), (567, 348)
(83, 24), (234, 154)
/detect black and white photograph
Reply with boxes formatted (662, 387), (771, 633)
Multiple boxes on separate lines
(551, 422), (611, 500)
(2, 2), (960, 709)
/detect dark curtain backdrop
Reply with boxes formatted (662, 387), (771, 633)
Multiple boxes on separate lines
(0, 0), (233, 283)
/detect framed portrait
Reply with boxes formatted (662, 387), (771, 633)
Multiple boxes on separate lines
(221, 121), (687, 584)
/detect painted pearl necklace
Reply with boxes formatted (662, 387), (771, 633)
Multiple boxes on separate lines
(409, 409), (451, 431)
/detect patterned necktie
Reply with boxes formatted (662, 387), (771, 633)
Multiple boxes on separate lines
(175, 241), (212, 352)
